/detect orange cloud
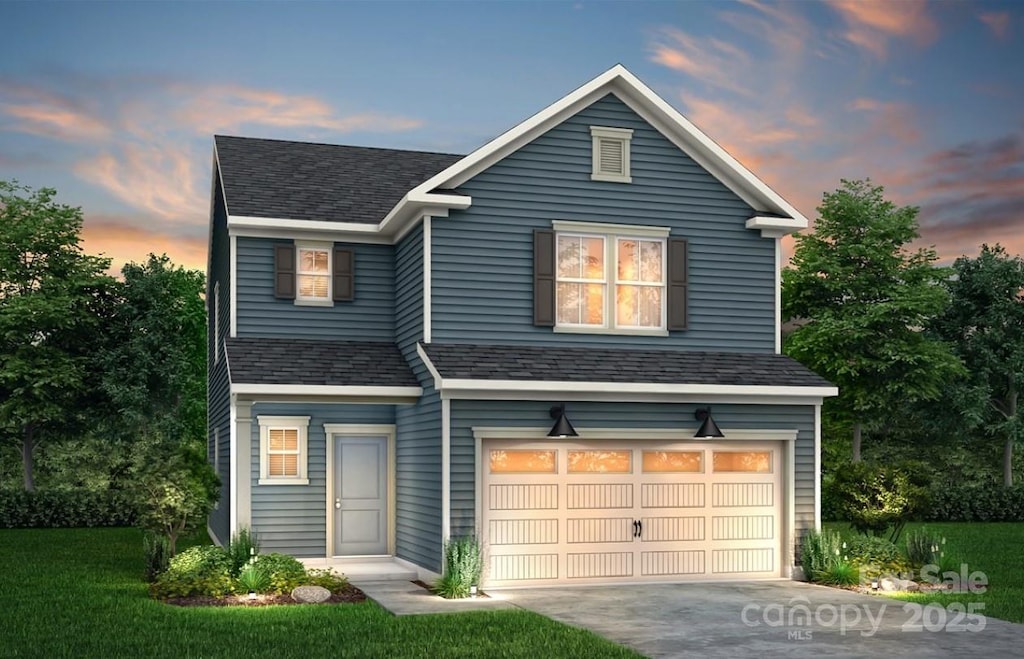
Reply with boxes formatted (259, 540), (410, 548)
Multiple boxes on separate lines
(979, 11), (1010, 40)
(82, 216), (208, 275)
(847, 97), (922, 145)
(826, 0), (939, 58)
(74, 141), (205, 222)
(0, 85), (110, 141)
(649, 28), (753, 95)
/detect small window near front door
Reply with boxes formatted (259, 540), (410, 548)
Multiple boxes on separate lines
(712, 451), (772, 473)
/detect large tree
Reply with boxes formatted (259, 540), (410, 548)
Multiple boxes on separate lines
(932, 244), (1024, 486)
(783, 179), (963, 461)
(0, 181), (115, 490)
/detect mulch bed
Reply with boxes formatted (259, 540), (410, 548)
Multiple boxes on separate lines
(162, 585), (366, 607)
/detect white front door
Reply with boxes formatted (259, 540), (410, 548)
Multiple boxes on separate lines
(481, 439), (783, 587)
(333, 435), (388, 555)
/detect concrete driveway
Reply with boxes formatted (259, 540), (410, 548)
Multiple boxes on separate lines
(502, 581), (1024, 658)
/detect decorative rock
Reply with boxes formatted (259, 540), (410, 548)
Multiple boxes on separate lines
(880, 578), (898, 592)
(291, 585), (332, 603)
(898, 579), (920, 592)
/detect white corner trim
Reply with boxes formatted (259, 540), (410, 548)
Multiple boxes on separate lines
(416, 342), (444, 389)
(441, 398), (451, 544)
(551, 220), (670, 238)
(231, 384), (422, 398)
(746, 215), (807, 238)
(786, 437), (796, 574)
(775, 238), (782, 354)
(229, 235), (237, 338)
(814, 403), (822, 531)
(228, 398), (238, 539)
(423, 216), (432, 344)
(471, 426), (799, 442)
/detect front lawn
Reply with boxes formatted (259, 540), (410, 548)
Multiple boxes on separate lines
(0, 528), (639, 658)
(826, 522), (1024, 624)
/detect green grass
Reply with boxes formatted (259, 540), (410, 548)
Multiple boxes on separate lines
(0, 528), (640, 659)
(825, 522), (1024, 624)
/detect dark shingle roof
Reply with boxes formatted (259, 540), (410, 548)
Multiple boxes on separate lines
(422, 343), (833, 388)
(226, 338), (419, 388)
(215, 135), (462, 224)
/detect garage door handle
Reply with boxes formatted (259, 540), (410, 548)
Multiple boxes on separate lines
(637, 520), (642, 538)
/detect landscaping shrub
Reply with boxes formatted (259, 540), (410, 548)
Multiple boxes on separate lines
(254, 553), (309, 594)
(926, 482), (1024, 522)
(228, 526), (260, 577)
(0, 488), (137, 528)
(152, 545), (233, 598)
(905, 527), (944, 568)
(800, 528), (842, 582)
(819, 561), (859, 586)
(143, 532), (171, 582)
(434, 535), (482, 599)
(304, 568), (350, 593)
(237, 562), (271, 594)
(828, 461), (930, 541)
(846, 535), (908, 578)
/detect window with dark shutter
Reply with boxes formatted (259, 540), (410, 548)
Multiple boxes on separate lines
(274, 243), (296, 299)
(333, 247), (354, 302)
(534, 229), (556, 326)
(667, 237), (688, 331)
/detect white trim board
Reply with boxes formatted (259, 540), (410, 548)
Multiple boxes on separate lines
(423, 215), (432, 344)
(230, 384), (422, 399)
(471, 426), (799, 442)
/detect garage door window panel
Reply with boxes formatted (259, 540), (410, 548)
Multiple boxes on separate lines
(567, 450), (632, 473)
(642, 450), (703, 473)
(490, 449), (557, 474)
(713, 451), (772, 473)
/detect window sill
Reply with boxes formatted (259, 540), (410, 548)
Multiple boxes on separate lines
(554, 326), (669, 337)
(258, 478), (310, 486)
(590, 173), (632, 183)
(294, 299), (334, 307)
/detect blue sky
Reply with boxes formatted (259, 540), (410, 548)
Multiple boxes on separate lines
(1, 0), (1021, 272)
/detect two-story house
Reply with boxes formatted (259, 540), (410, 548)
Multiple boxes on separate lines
(206, 65), (836, 588)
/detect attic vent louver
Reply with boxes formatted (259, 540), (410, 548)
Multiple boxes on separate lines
(590, 126), (633, 183)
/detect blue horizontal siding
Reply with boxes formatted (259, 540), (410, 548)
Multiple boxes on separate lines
(431, 93), (775, 351)
(250, 402), (395, 557)
(236, 237), (396, 341)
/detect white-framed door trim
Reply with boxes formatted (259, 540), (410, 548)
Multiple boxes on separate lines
(324, 424), (397, 558)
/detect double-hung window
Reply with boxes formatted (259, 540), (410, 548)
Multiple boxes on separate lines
(552, 221), (669, 334)
(296, 243), (331, 303)
(257, 416), (310, 485)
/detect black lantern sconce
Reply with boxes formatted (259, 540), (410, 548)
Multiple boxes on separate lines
(547, 403), (579, 438)
(694, 407), (725, 438)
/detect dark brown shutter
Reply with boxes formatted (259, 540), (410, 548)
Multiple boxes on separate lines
(534, 229), (556, 326)
(667, 237), (688, 331)
(273, 243), (296, 300)
(333, 247), (354, 302)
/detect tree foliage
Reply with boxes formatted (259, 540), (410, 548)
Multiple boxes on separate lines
(0, 181), (115, 490)
(782, 179), (964, 460)
(932, 244), (1024, 486)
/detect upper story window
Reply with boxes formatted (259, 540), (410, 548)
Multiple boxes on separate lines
(551, 221), (669, 334)
(297, 243), (331, 303)
(273, 242), (354, 305)
(590, 126), (633, 183)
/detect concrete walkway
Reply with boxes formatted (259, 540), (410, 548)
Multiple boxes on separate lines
(350, 578), (516, 616)
(503, 581), (1024, 658)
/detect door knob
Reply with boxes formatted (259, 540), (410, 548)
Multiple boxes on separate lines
(335, 498), (341, 509)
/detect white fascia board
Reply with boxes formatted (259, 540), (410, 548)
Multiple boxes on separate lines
(228, 226), (392, 245)
(452, 390), (829, 406)
(746, 215), (807, 238)
(391, 64), (807, 228)
(437, 378), (837, 399)
(228, 215), (381, 234)
(230, 384), (422, 398)
(378, 192), (473, 238)
(471, 426), (799, 442)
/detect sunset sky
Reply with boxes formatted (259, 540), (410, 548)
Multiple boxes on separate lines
(1, 0), (1021, 274)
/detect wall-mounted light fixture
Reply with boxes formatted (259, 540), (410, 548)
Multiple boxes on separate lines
(694, 407), (724, 438)
(547, 403), (578, 438)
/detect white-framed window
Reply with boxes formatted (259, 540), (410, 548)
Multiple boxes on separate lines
(257, 415), (310, 485)
(552, 221), (668, 334)
(296, 242), (331, 305)
(590, 126), (633, 183)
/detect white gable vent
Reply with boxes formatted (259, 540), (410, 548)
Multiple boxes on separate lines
(590, 126), (633, 183)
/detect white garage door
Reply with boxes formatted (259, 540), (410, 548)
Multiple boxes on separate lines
(481, 439), (783, 588)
